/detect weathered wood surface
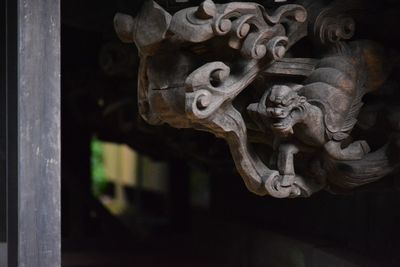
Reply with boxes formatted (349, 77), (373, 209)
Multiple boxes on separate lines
(0, 0), (7, 246)
(4, 0), (61, 266)
(0, 242), (6, 266)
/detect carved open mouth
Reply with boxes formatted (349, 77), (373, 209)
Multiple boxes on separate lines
(272, 121), (291, 130)
(271, 114), (294, 134)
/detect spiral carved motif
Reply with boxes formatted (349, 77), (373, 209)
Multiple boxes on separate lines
(314, 8), (356, 44)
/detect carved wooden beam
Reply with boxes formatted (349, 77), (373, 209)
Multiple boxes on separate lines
(114, 0), (400, 198)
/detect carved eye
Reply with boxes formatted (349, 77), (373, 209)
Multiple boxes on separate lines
(283, 98), (294, 106)
(267, 100), (278, 108)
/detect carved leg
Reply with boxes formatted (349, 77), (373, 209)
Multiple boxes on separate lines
(269, 137), (281, 168)
(277, 143), (300, 187)
(324, 140), (370, 160)
(269, 143), (323, 198)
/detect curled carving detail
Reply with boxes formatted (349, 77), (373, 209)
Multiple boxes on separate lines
(313, 8), (356, 44)
(241, 26), (285, 59)
(266, 36), (288, 60)
(169, 0), (307, 59)
(232, 14), (252, 39)
(213, 16), (233, 36)
(264, 4), (307, 24)
(115, 0), (399, 198)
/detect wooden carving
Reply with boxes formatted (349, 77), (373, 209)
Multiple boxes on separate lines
(114, 0), (400, 198)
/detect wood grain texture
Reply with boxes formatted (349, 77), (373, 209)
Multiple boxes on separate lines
(0, 243), (6, 266)
(5, 0), (61, 266)
(0, 0), (7, 244)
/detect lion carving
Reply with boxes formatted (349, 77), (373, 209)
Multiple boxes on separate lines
(115, 0), (400, 198)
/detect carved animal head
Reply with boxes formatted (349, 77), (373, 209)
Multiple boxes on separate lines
(265, 84), (306, 136)
(114, 0), (307, 128)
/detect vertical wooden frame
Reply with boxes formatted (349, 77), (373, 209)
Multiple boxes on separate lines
(0, 0), (7, 248)
(0, 0), (7, 260)
(2, 0), (61, 266)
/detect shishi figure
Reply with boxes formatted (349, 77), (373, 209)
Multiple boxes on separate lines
(248, 41), (390, 192)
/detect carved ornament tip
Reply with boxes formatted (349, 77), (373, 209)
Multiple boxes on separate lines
(114, 13), (135, 43)
(196, 0), (217, 19)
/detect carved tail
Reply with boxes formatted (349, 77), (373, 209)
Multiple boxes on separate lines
(323, 142), (400, 189)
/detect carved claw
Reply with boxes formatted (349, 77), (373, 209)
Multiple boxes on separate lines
(292, 175), (325, 197)
(264, 174), (315, 198)
(264, 174), (292, 198)
(281, 174), (295, 187)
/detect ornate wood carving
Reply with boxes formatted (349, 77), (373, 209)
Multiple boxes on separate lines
(114, 0), (400, 198)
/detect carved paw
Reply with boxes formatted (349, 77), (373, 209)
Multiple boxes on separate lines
(264, 174), (290, 198)
(281, 174), (295, 187)
(324, 140), (371, 161)
(352, 140), (371, 155)
(264, 174), (302, 198)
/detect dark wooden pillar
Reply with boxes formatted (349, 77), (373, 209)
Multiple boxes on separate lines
(2, 0), (61, 266)
(0, 1), (7, 265)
